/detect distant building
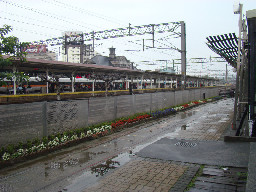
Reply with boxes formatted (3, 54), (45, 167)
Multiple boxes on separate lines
(62, 31), (96, 63)
(24, 44), (57, 61)
(62, 44), (96, 63)
(87, 48), (133, 69)
(160, 67), (176, 74)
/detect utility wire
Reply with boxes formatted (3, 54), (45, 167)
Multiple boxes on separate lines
(0, 16), (63, 32)
(1, 10), (78, 32)
(0, 0), (97, 32)
(43, 0), (125, 26)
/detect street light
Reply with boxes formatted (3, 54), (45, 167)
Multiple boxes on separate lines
(233, 3), (243, 130)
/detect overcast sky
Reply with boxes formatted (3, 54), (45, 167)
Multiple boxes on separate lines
(0, 0), (255, 77)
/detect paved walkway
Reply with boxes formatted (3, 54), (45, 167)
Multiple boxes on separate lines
(82, 99), (237, 192)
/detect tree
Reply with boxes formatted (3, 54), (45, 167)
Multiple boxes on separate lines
(0, 24), (29, 88)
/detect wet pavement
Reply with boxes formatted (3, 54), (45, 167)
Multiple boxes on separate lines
(0, 98), (237, 192)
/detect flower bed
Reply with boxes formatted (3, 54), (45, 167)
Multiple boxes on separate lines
(111, 114), (152, 130)
(0, 96), (222, 167)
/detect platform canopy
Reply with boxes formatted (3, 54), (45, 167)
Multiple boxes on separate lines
(206, 33), (238, 68)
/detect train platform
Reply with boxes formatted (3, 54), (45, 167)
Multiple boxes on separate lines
(81, 98), (255, 192)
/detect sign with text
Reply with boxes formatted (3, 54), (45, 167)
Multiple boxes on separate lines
(24, 45), (47, 53)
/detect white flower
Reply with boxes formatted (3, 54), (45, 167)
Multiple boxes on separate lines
(48, 138), (59, 147)
(37, 143), (46, 151)
(17, 148), (25, 155)
(70, 134), (78, 140)
(61, 135), (69, 143)
(86, 130), (93, 136)
(31, 146), (38, 152)
(189, 102), (195, 106)
(2, 152), (10, 161)
(80, 132), (86, 138)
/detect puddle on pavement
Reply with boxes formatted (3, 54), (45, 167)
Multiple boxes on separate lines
(1, 99), (235, 192)
(181, 125), (187, 130)
(45, 151), (108, 174)
(63, 151), (133, 192)
(181, 111), (197, 119)
(90, 158), (120, 177)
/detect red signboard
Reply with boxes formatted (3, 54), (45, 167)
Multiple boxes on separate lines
(24, 45), (47, 53)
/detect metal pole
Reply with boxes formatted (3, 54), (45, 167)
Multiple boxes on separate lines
(225, 64), (228, 84)
(126, 74), (129, 90)
(137, 77), (139, 89)
(233, 4), (243, 130)
(92, 31), (95, 53)
(181, 21), (186, 89)
(71, 72), (75, 92)
(141, 75), (144, 89)
(150, 75), (153, 89)
(46, 68), (49, 94)
(13, 66), (16, 95)
(92, 79), (95, 92)
(152, 24), (155, 48)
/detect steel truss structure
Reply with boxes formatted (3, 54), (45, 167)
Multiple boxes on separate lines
(83, 22), (181, 41)
(29, 21), (187, 84)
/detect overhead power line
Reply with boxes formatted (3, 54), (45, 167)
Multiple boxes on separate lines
(0, 0), (96, 32)
(42, 0), (124, 26)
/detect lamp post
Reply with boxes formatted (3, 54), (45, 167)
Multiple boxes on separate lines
(233, 3), (243, 130)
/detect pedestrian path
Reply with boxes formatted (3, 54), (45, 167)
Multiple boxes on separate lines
(82, 98), (239, 192)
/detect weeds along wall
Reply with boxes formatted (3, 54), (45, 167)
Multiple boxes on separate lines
(0, 87), (219, 147)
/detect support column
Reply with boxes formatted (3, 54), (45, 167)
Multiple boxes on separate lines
(92, 80), (95, 92)
(13, 66), (16, 95)
(141, 75), (144, 89)
(126, 74), (129, 90)
(176, 78), (178, 88)
(170, 77), (173, 88)
(150, 76), (153, 89)
(181, 21), (186, 89)
(158, 77), (161, 88)
(46, 68), (49, 94)
(164, 76), (167, 88)
(137, 77), (139, 89)
(233, 4), (243, 130)
(71, 72), (75, 92)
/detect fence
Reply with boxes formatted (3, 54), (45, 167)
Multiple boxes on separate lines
(0, 87), (219, 147)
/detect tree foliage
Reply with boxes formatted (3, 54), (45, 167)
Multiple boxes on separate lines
(0, 24), (29, 86)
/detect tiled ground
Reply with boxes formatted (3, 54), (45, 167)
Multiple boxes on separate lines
(83, 160), (189, 192)
(82, 99), (234, 192)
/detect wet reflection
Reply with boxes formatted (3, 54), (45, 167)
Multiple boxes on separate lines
(181, 125), (187, 130)
(181, 113), (186, 119)
(181, 111), (197, 119)
(49, 158), (79, 171)
(44, 151), (108, 177)
(90, 159), (120, 177)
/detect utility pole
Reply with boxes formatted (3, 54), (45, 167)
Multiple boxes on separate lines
(225, 63), (228, 84)
(180, 21), (186, 89)
(233, 3), (243, 130)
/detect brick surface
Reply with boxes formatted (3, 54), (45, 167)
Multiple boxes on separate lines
(83, 160), (187, 192)
(83, 100), (233, 192)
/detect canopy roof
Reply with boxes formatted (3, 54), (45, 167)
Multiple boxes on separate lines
(206, 33), (238, 68)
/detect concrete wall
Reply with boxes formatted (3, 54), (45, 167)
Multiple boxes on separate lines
(0, 87), (219, 147)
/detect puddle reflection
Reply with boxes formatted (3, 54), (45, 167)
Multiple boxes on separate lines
(90, 158), (120, 177)
(181, 111), (197, 119)
(181, 125), (187, 130)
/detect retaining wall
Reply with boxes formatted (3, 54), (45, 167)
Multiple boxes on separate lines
(0, 87), (219, 147)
